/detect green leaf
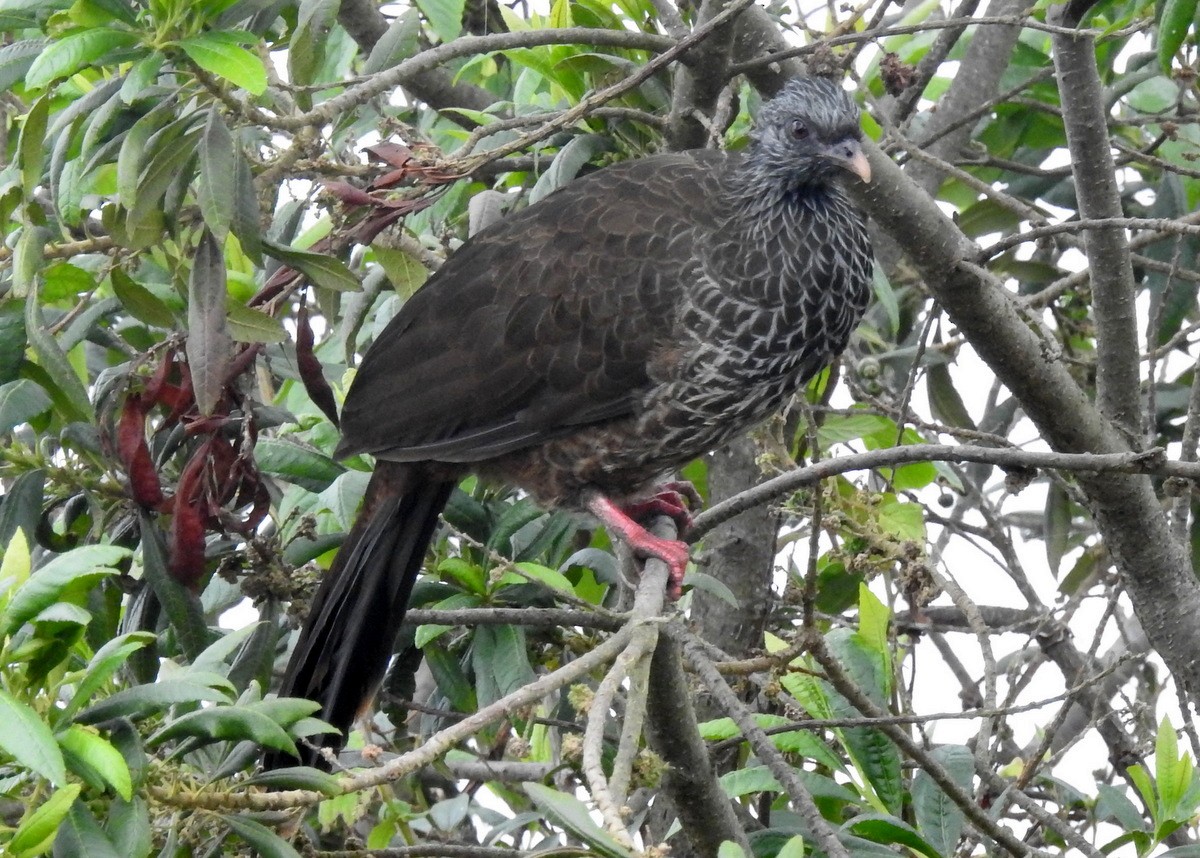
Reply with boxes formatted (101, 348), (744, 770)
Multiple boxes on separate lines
(109, 269), (175, 328)
(776, 835), (805, 858)
(178, 31), (267, 95)
(1, 544), (128, 637)
(497, 561), (574, 594)
(362, 7), (421, 74)
(254, 436), (345, 492)
(1044, 482), (1072, 578)
(1156, 717), (1196, 822)
(843, 814), (942, 858)
(24, 251), (93, 423)
(227, 303), (287, 343)
(148, 705), (297, 754)
(0, 528), (32, 608)
(414, 0), (465, 41)
(25, 29), (139, 89)
(54, 800), (121, 858)
(18, 95), (49, 202)
(61, 632), (157, 721)
(472, 624), (535, 705)
(0, 687), (67, 784)
(0, 378), (51, 434)
(524, 783), (634, 858)
(717, 841), (748, 858)
(926, 360), (975, 430)
(58, 724), (133, 799)
(1096, 783), (1148, 832)
(1157, 0), (1197, 70)
(106, 797), (152, 858)
(127, 120), (201, 235)
(912, 744), (973, 855)
(529, 134), (611, 203)
(187, 229), (232, 416)
(9, 784), (80, 856)
(0, 39), (46, 94)
(289, 0), (339, 87)
(262, 238), (360, 292)
(857, 583), (889, 663)
(197, 107), (236, 240)
(877, 497), (925, 542)
(222, 814), (303, 858)
(75, 679), (232, 725)
(136, 510), (210, 662)
(242, 766), (343, 795)
(0, 301), (28, 387)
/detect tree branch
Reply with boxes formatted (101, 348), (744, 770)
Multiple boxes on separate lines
(1050, 11), (1143, 435)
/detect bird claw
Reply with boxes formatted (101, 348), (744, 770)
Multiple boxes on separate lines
(621, 481), (704, 536)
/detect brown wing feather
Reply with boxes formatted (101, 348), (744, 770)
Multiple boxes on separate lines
(336, 150), (734, 463)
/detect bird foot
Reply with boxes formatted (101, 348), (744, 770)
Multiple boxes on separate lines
(621, 481), (703, 536)
(585, 493), (691, 600)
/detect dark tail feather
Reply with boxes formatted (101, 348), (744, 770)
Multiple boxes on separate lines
(268, 461), (454, 769)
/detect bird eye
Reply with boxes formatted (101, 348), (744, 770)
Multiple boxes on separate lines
(789, 119), (810, 140)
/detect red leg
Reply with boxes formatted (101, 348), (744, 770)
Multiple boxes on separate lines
(585, 493), (690, 600)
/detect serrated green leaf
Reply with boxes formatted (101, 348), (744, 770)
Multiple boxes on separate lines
(187, 229), (232, 415)
(178, 31), (266, 95)
(75, 679), (231, 725)
(877, 497), (925, 542)
(148, 705), (297, 754)
(912, 744), (973, 855)
(0, 39), (47, 94)
(61, 632), (157, 721)
(25, 29), (139, 89)
(0, 687), (66, 784)
(54, 799), (121, 858)
(198, 107), (236, 239)
(2, 544), (127, 637)
(59, 725), (133, 799)
(9, 783), (80, 855)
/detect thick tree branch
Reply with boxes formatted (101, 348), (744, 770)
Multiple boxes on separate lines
(1050, 13), (1143, 435)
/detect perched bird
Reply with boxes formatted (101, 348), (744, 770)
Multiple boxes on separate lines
(273, 76), (874, 767)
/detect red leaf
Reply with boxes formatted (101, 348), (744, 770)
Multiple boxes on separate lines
(170, 447), (210, 588)
(365, 142), (415, 168)
(116, 395), (164, 508)
(296, 304), (339, 426)
(324, 181), (376, 206)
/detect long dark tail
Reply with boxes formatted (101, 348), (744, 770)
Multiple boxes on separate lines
(269, 461), (454, 769)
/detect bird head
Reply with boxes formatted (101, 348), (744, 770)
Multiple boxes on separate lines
(750, 77), (871, 191)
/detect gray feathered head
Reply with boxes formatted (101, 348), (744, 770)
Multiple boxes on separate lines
(749, 77), (870, 190)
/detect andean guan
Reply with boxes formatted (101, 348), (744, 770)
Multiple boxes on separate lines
(272, 76), (874, 768)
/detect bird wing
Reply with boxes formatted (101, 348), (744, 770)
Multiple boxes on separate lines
(337, 150), (732, 463)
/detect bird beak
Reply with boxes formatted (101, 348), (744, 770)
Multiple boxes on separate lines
(826, 139), (872, 183)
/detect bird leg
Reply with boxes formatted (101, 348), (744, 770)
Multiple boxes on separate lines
(585, 493), (691, 599)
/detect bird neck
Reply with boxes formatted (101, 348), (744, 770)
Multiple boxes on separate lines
(723, 162), (848, 235)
